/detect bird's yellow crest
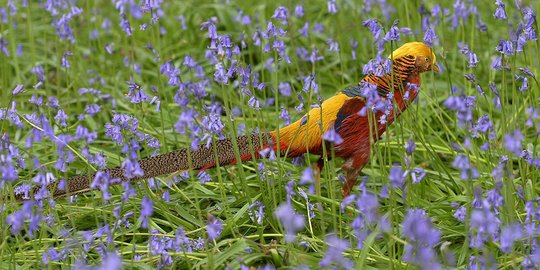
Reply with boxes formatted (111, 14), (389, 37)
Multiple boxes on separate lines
(388, 42), (436, 65)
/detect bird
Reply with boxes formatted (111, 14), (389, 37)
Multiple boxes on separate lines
(15, 42), (439, 201)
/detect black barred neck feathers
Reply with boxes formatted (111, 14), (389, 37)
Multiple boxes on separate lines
(358, 55), (417, 96)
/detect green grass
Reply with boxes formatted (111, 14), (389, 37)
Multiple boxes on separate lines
(1, 0), (540, 269)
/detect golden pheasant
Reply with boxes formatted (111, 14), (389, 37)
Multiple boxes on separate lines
(15, 42), (438, 201)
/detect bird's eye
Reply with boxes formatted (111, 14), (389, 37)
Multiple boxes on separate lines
(424, 57), (429, 62)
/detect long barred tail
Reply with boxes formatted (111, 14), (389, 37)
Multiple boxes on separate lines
(16, 133), (274, 200)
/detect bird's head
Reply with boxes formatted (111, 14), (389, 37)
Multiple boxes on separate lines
(388, 42), (440, 73)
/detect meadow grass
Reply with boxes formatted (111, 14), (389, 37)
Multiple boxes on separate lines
(1, 0), (540, 269)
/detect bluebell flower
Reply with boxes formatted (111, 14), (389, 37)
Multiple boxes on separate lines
(496, 39), (514, 55)
(197, 171), (212, 184)
(53, 9), (80, 44)
(138, 196), (153, 229)
(350, 184), (382, 249)
(405, 138), (416, 155)
(520, 67), (536, 78)
(248, 96), (260, 110)
(160, 60), (181, 86)
(362, 19), (382, 40)
(126, 77), (150, 104)
(47, 96), (59, 109)
(356, 185), (379, 223)
(266, 21), (286, 38)
(452, 154), (479, 180)
(327, 0), (338, 14)
(351, 215), (370, 249)
(149, 229), (173, 269)
(97, 252), (122, 270)
(526, 106), (538, 127)
(119, 13), (132, 36)
(90, 171), (114, 201)
(322, 128), (343, 144)
(274, 203), (305, 243)
(32, 65), (45, 81)
(458, 43), (479, 67)
(175, 226), (194, 252)
(450, 0), (470, 29)
(327, 39), (339, 52)
(423, 27), (437, 46)
(201, 112), (225, 143)
(299, 167), (314, 185)
(61, 51), (72, 68)
(411, 168), (426, 183)
(271, 6), (288, 24)
(11, 84), (24, 96)
(121, 151), (144, 179)
(389, 166), (405, 189)
(234, 9), (251, 25)
(284, 180), (296, 205)
(200, 19), (218, 39)
(0, 7), (6, 25)
(523, 7), (536, 28)
(363, 55), (391, 76)
(6, 201), (33, 234)
(15, 43), (22, 56)
(486, 184), (504, 209)
(33, 171), (56, 187)
(279, 82), (292, 97)
(402, 209), (441, 269)
(383, 20), (403, 42)
(379, 185), (389, 199)
(272, 39), (291, 63)
(259, 147), (276, 160)
(294, 5), (304, 18)
(358, 81), (385, 113)
(295, 46), (309, 61)
(0, 36), (9, 57)
(490, 56), (508, 70)
(248, 201), (265, 225)
(350, 39), (358, 60)
(469, 201), (500, 249)
(471, 114), (494, 138)
(515, 74), (529, 92)
(42, 247), (64, 265)
(454, 205), (466, 222)
(85, 104), (101, 116)
(298, 22), (309, 38)
(341, 194), (356, 213)
(494, 0), (507, 20)
(468, 255), (496, 270)
(213, 62), (229, 84)
(319, 235), (353, 269)
(309, 48), (324, 64)
(504, 130), (523, 155)
(444, 93), (475, 126)
(476, 84), (484, 95)
(207, 215), (223, 240)
(14, 184), (31, 200)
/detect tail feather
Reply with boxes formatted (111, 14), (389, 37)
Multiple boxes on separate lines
(15, 133), (274, 200)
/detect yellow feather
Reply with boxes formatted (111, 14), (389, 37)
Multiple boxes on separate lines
(388, 42), (436, 65)
(272, 93), (350, 153)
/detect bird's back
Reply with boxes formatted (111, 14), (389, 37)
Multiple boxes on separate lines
(271, 93), (350, 157)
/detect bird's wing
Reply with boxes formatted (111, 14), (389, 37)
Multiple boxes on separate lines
(275, 93), (350, 156)
(334, 95), (366, 133)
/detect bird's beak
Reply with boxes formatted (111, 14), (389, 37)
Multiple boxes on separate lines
(432, 63), (440, 73)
